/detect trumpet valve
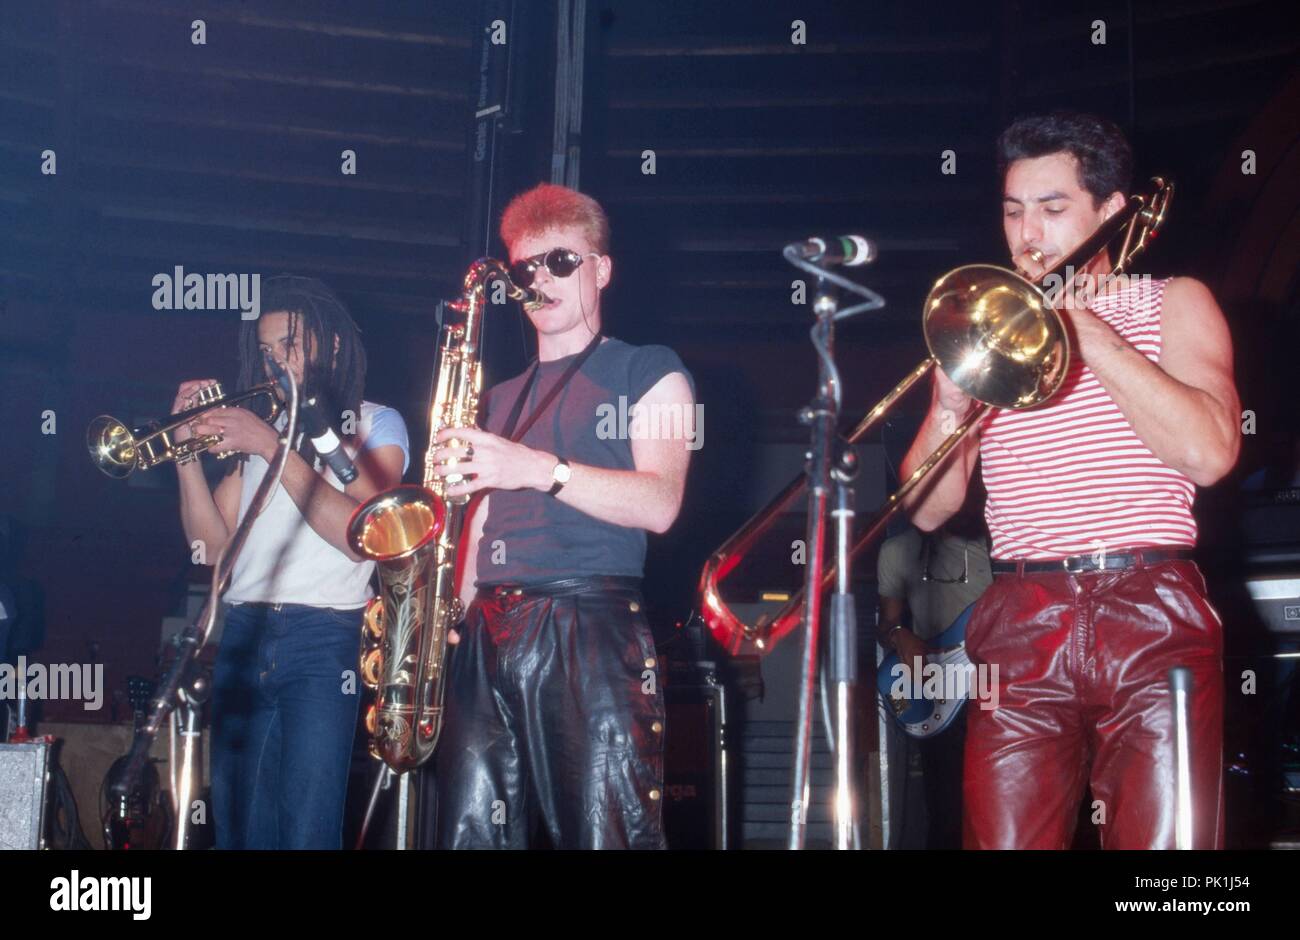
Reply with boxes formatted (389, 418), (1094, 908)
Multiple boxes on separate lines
(195, 382), (225, 406)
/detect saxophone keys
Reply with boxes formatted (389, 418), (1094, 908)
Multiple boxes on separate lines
(362, 597), (385, 639)
(360, 648), (383, 689)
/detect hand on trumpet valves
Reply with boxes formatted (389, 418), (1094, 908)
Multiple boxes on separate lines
(190, 405), (279, 462)
(171, 379), (221, 443)
(431, 426), (557, 498)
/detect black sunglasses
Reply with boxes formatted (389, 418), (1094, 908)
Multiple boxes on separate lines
(508, 248), (592, 289)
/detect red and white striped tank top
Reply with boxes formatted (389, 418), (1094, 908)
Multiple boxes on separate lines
(979, 276), (1197, 559)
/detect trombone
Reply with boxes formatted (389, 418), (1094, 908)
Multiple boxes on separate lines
(87, 381), (281, 479)
(700, 177), (1174, 655)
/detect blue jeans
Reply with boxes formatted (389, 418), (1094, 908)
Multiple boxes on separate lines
(211, 603), (364, 849)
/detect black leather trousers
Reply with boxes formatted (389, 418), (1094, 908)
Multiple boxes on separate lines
(432, 576), (667, 849)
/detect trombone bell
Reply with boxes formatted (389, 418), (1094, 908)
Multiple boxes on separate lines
(924, 264), (1069, 410)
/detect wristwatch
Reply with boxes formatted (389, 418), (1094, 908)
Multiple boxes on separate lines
(548, 457), (571, 496)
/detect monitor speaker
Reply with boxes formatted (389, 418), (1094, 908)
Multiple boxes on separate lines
(0, 740), (52, 850)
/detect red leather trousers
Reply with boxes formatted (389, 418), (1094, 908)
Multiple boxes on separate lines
(962, 558), (1224, 849)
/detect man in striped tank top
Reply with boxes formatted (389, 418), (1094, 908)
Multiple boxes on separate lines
(901, 112), (1240, 849)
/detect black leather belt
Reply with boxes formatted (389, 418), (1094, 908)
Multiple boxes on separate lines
(481, 575), (643, 598)
(991, 547), (1194, 575)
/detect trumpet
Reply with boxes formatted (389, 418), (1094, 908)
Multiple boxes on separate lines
(700, 177), (1174, 654)
(87, 382), (281, 479)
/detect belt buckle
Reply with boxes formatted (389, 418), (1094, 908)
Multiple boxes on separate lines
(1063, 556), (1087, 574)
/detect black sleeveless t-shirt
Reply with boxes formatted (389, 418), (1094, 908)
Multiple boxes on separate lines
(475, 337), (693, 585)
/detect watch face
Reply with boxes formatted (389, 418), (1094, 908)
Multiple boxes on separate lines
(553, 461), (572, 484)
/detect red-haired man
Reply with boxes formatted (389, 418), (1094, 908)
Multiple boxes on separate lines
(429, 183), (696, 849)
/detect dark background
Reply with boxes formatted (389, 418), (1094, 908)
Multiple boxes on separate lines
(1, 0), (1297, 736)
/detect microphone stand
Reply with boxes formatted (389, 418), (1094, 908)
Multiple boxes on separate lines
(1169, 666), (1195, 849)
(110, 357), (300, 849)
(784, 246), (884, 849)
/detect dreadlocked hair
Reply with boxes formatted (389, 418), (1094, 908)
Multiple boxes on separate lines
(224, 274), (366, 476)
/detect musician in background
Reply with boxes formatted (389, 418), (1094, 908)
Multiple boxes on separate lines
(902, 112), (1240, 849)
(428, 183), (695, 849)
(876, 506), (992, 848)
(173, 276), (408, 849)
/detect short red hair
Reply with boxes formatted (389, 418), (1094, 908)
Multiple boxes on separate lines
(499, 183), (610, 255)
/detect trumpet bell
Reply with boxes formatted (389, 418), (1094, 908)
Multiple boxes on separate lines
(87, 415), (140, 479)
(924, 264), (1070, 410)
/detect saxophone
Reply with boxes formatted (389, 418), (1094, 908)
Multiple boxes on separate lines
(346, 258), (546, 771)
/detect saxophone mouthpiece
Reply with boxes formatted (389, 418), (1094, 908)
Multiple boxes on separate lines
(523, 290), (552, 313)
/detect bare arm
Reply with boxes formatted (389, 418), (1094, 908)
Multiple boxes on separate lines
(178, 461), (241, 557)
(172, 379), (241, 556)
(877, 593), (926, 669)
(877, 595), (906, 642)
(268, 444), (406, 560)
(899, 372), (982, 532)
(189, 404), (405, 561)
(434, 372), (696, 535)
(1071, 277), (1240, 486)
(550, 372), (693, 533)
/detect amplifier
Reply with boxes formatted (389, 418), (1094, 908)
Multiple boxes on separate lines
(0, 739), (52, 850)
(1245, 574), (1300, 634)
(663, 674), (728, 850)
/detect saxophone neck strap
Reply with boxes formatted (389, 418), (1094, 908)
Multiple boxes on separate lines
(500, 332), (603, 443)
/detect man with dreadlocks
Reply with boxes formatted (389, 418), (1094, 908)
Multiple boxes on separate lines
(171, 275), (409, 849)
(426, 183), (696, 849)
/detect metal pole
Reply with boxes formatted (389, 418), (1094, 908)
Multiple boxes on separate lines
(789, 284), (839, 849)
(876, 644), (892, 850)
(706, 670), (729, 850)
(1169, 666), (1194, 849)
(829, 457), (860, 849)
(172, 704), (200, 850)
(396, 772), (415, 851)
(550, 0), (586, 187)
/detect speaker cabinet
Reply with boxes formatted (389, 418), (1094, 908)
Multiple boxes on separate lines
(0, 740), (52, 850)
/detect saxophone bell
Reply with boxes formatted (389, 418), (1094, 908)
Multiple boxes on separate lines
(346, 257), (506, 772)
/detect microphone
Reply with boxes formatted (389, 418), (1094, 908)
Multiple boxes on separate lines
(300, 396), (359, 484)
(787, 234), (877, 267)
(264, 356), (359, 484)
